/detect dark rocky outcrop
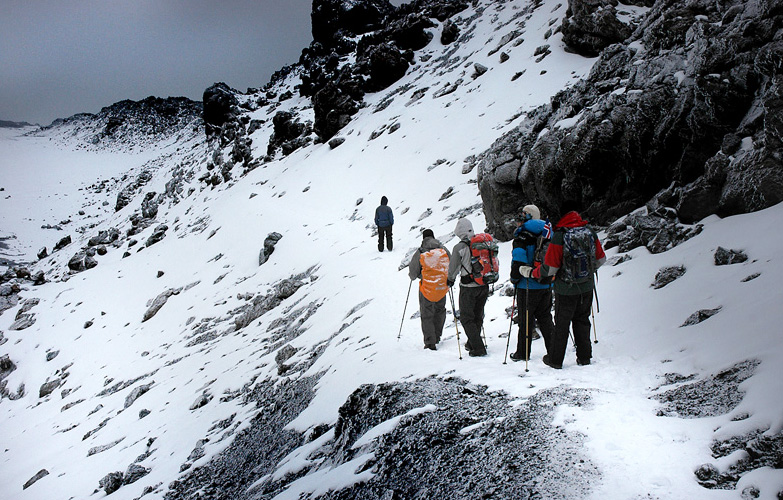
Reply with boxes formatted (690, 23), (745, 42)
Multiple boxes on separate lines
(203, 83), (239, 140)
(561, 0), (633, 57)
(267, 112), (312, 156)
(478, 0), (783, 236)
(312, 0), (395, 49)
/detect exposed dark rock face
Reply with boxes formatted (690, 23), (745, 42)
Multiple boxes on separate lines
(478, 0), (783, 235)
(561, 0), (632, 57)
(300, 0), (468, 141)
(654, 360), (759, 418)
(267, 112), (312, 156)
(698, 431), (783, 491)
(165, 377), (597, 500)
(313, 81), (363, 141)
(203, 82), (239, 140)
(603, 209), (703, 255)
(312, 0), (395, 49)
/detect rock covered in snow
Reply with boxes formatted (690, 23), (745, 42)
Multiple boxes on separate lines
(478, 0), (783, 232)
(259, 232), (283, 265)
(714, 246), (748, 266)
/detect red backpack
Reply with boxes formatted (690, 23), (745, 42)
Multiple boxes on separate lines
(467, 233), (499, 285)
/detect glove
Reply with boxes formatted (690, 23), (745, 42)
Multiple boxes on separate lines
(447, 278), (455, 288)
(519, 266), (533, 278)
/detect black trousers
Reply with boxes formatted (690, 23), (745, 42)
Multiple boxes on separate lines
(419, 291), (446, 346)
(550, 290), (593, 366)
(514, 287), (554, 359)
(459, 285), (489, 353)
(378, 226), (393, 251)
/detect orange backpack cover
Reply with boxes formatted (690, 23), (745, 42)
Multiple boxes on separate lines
(419, 248), (450, 302)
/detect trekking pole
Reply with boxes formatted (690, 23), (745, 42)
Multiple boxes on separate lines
(524, 281), (530, 372)
(398, 280), (413, 341)
(448, 288), (463, 360)
(592, 280), (600, 344)
(481, 325), (488, 352)
(503, 292), (516, 364)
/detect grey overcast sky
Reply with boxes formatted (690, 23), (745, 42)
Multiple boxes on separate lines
(1, 0), (320, 125)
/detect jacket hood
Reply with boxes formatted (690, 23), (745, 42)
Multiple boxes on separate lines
(556, 211), (589, 229)
(420, 236), (443, 251)
(454, 218), (475, 241)
(380, 196), (388, 205)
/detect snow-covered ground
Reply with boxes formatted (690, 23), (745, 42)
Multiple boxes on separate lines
(1, 0), (782, 499)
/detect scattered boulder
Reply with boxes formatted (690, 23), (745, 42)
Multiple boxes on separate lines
(190, 393), (213, 411)
(681, 307), (722, 327)
(53, 235), (72, 252)
(714, 246), (748, 266)
(123, 464), (151, 485)
(22, 469), (49, 490)
(259, 232), (283, 265)
(0, 354), (16, 378)
(145, 224), (169, 247)
(125, 382), (154, 409)
(441, 19), (460, 44)
(142, 288), (181, 322)
(39, 379), (63, 398)
(141, 192), (159, 219)
(651, 265), (686, 289)
(99, 471), (124, 495)
(67, 250), (98, 273)
(115, 170), (153, 212)
(328, 137), (346, 149)
(88, 227), (120, 247)
(37, 247), (48, 260)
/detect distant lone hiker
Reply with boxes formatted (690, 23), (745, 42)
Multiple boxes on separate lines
(408, 229), (451, 350)
(375, 196), (394, 252)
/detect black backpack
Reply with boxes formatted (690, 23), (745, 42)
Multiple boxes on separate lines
(560, 226), (597, 283)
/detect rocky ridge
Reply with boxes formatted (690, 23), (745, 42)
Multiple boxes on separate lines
(478, 0), (783, 238)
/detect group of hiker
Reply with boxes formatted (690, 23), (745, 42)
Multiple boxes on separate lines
(379, 195), (606, 369)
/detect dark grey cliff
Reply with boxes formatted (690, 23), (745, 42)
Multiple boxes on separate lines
(478, 0), (783, 239)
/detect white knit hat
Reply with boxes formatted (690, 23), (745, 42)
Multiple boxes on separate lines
(522, 204), (541, 220)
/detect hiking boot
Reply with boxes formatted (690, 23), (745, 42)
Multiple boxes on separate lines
(542, 354), (562, 369)
(509, 352), (527, 362)
(424, 344), (437, 351)
(576, 358), (591, 366)
(468, 349), (487, 357)
(531, 330), (541, 340)
(464, 342), (473, 351)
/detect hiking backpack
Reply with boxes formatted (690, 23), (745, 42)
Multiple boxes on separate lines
(466, 233), (499, 286)
(560, 226), (597, 283)
(532, 232), (555, 285)
(419, 247), (450, 302)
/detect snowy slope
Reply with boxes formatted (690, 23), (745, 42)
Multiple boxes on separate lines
(1, 0), (782, 499)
